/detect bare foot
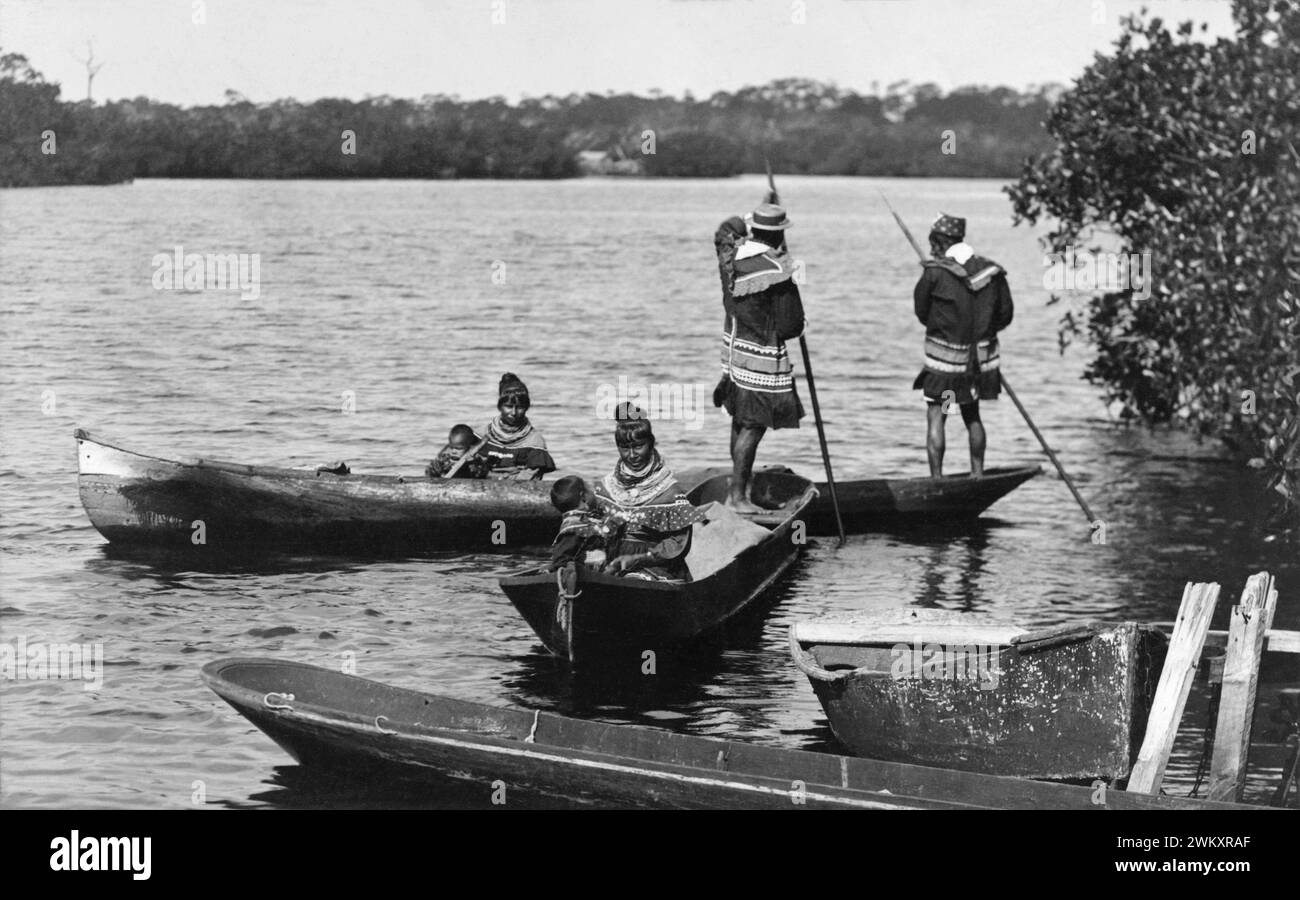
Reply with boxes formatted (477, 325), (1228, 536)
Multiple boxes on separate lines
(727, 496), (764, 514)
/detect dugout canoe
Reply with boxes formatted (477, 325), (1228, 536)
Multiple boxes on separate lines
(676, 465), (1041, 535)
(791, 608), (1169, 781)
(201, 657), (1252, 809)
(498, 471), (817, 665)
(75, 428), (559, 555)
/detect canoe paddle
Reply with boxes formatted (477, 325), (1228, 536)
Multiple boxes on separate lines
(767, 157), (847, 545)
(878, 191), (1098, 528)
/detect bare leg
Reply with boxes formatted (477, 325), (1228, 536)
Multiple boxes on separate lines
(926, 403), (946, 477)
(960, 400), (985, 477)
(968, 421), (986, 477)
(729, 422), (766, 511)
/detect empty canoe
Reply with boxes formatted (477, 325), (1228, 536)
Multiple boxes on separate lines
(791, 608), (1169, 780)
(201, 657), (1249, 809)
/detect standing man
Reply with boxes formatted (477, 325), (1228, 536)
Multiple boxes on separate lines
(713, 196), (805, 512)
(913, 214), (1014, 477)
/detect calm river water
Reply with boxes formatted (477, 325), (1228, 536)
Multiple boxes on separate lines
(1, 177), (1295, 808)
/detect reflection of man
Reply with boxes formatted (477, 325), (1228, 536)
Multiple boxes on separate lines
(912, 214), (1014, 477)
(713, 198), (805, 512)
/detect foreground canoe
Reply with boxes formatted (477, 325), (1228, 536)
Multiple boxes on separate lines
(791, 608), (1169, 781)
(499, 471), (817, 665)
(201, 657), (1250, 809)
(676, 465), (1041, 534)
(75, 429), (559, 554)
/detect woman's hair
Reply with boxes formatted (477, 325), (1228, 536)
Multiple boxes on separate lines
(549, 475), (587, 512)
(498, 372), (530, 410)
(613, 402), (654, 447)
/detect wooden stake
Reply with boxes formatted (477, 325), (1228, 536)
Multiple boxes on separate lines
(1206, 573), (1278, 802)
(1127, 581), (1220, 794)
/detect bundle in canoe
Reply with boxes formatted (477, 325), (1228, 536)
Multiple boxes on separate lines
(676, 464), (1041, 535)
(201, 657), (1254, 809)
(75, 429), (559, 555)
(498, 471), (816, 665)
(791, 608), (1169, 781)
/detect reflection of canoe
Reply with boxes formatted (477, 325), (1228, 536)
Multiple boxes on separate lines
(201, 657), (1249, 809)
(499, 471), (816, 665)
(791, 608), (1168, 780)
(677, 465), (1041, 534)
(75, 429), (559, 555)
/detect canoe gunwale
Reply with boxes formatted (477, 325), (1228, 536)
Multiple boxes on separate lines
(789, 629), (844, 684)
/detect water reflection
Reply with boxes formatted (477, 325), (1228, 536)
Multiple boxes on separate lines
(230, 765), (580, 810)
(500, 557), (810, 736)
(92, 543), (545, 577)
(913, 524), (994, 611)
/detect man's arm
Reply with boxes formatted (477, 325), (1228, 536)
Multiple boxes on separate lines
(913, 270), (933, 325)
(993, 277), (1014, 332)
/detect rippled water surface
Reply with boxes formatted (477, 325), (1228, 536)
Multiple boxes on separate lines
(1, 177), (1295, 808)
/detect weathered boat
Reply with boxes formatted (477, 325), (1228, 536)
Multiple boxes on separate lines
(499, 471), (817, 665)
(791, 608), (1169, 781)
(201, 657), (1250, 809)
(75, 428), (559, 555)
(676, 464), (1041, 534)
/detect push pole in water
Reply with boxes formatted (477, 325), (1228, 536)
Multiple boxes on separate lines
(768, 156), (846, 545)
(797, 335), (847, 545)
(878, 191), (1099, 530)
(998, 376), (1097, 524)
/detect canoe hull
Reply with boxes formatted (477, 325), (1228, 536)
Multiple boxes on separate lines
(75, 429), (559, 554)
(202, 658), (1249, 810)
(793, 613), (1168, 780)
(677, 465), (1041, 534)
(499, 472), (816, 664)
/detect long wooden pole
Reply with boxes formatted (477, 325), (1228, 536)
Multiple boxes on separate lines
(879, 191), (1098, 526)
(999, 379), (1097, 523)
(768, 157), (846, 545)
(797, 336), (846, 545)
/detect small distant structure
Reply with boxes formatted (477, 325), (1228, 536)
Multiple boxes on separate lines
(576, 147), (643, 176)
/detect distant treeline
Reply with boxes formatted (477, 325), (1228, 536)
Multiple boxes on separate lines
(2, 49), (1059, 186)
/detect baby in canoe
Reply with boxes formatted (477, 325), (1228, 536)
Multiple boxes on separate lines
(426, 424), (490, 479)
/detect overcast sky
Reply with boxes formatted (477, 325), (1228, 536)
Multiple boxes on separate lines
(2, 0), (1236, 105)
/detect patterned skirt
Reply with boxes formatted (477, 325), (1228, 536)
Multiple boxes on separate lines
(913, 336), (1003, 403)
(719, 331), (805, 429)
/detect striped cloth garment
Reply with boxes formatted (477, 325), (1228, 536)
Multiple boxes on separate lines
(720, 332), (795, 394)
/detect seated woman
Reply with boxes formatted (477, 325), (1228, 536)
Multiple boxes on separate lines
(595, 403), (703, 581)
(475, 373), (557, 481)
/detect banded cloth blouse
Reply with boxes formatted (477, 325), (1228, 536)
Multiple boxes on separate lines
(594, 451), (703, 581)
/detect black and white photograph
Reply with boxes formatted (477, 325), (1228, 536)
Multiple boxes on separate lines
(1, 0), (1296, 875)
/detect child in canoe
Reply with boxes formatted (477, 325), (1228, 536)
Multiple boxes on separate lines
(547, 475), (626, 570)
(426, 424), (490, 479)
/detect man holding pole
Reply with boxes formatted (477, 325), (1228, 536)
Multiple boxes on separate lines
(912, 213), (1014, 477)
(712, 193), (805, 512)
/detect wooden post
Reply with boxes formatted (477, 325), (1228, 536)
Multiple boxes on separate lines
(1127, 581), (1220, 794)
(1206, 572), (1278, 802)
